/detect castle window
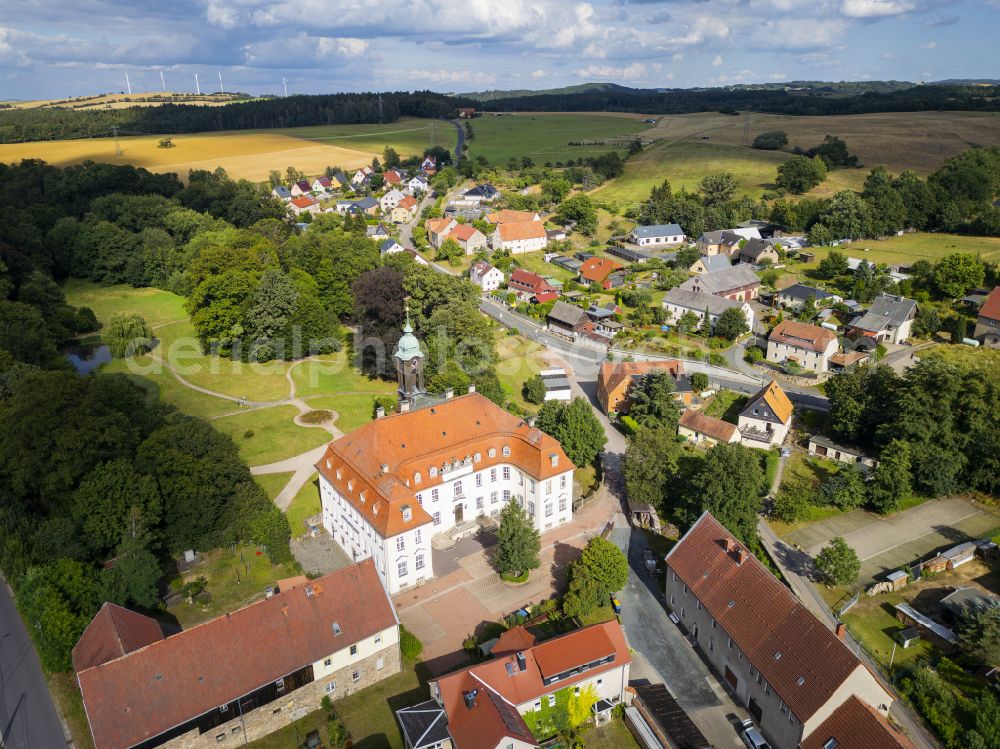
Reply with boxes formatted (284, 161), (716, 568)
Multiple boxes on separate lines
(414, 472), (421, 484)
(502, 446), (511, 456)
(429, 467), (438, 478)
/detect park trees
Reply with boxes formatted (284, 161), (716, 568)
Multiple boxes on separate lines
(353, 266), (407, 378)
(16, 559), (97, 670)
(933, 253), (985, 298)
(628, 371), (681, 431)
(554, 194), (598, 236)
(688, 443), (765, 545)
(493, 501), (540, 579)
(536, 398), (607, 467)
(714, 306), (749, 340)
(435, 238), (464, 265)
(776, 155), (827, 194)
(562, 537), (628, 618)
(623, 427), (680, 515)
(868, 440), (912, 513)
(73, 459), (162, 556)
(814, 537), (860, 585)
(522, 374), (546, 405)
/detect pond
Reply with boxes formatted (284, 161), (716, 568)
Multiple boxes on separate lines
(64, 343), (112, 375)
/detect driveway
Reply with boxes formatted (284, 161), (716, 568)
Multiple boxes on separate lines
(0, 577), (67, 749)
(608, 517), (745, 748)
(785, 496), (1000, 583)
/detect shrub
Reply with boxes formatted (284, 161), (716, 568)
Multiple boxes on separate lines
(522, 374), (546, 405)
(243, 429), (255, 439)
(708, 352), (727, 367)
(752, 131), (788, 150)
(690, 372), (709, 392)
(400, 624), (423, 660)
(300, 409), (333, 424)
(744, 346), (764, 364)
(181, 576), (208, 602)
(620, 415), (640, 435)
(102, 313), (153, 358)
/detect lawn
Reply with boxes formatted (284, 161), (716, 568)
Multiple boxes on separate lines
(494, 331), (553, 411)
(167, 545), (301, 628)
(291, 348), (397, 398)
(0, 129), (380, 183)
(578, 604), (617, 627)
(919, 343), (1000, 369)
(702, 389), (747, 423)
(212, 405), (331, 466)
(243, 708), (329, 749)
(286, 473), (321, 537)
(800, 233), (1000, 270)
(305, 393), (387, 433)
(469, 113), (650, 165)
(256, 471), (295, 501)
(583, 717), (641, 749)
(64, 278), (188, 328)
(334, 659), (426, 749)
(46, 670), (95, 749)
(511, 250), (578, 284)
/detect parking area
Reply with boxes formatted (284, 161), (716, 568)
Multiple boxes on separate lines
(785, 496), (1000, 583)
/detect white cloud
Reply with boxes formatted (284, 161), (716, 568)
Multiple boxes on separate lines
(574, 62), (647, 80)
(918, 40), (938, 49)
(751, 19), (847, 48)
(712, 54), (723, 66)
(672, 52), (684, 61)
(402, 68), (498, 85)
(841, 0), (914, 17)
(530, 69), (546, 78)
(205, 1), (239, 29)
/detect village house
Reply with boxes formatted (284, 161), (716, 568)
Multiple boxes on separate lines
(406, 174), (429, 195)
(578, 256), (625, 290)
(492, 220), (548, 254)
(317, 323), (575, 596)
(975, 286), (1000, 348)
(352, 166), (373, 186)
(596, 359), (683, 414)
(679, 263), (760, 302)
(329, 171), (350, 190)
(696, 227), (761, 255)
(392, 196), (419, 223)
(448, 223), (488, 255)
(775, 284), (837, 312)
(312, 176), (333, 192)
(737, 379), (793, 447)
(271, 186), (292, 201)
(290, 179), (313, 197)
(807, 434), (879, 471)
(379, 238), (405, 257)
(627, 223), (686, 247)
(737, 237), (781, 266)
(425, 217), (458, 249)
(462, 184), (499, 204)
(379, 188), (406, 213)
(420, 155), (437, 172)
(486, 209), (541, 224)
(846, 293), (917, 345)
(766, 320), (840, 372)
(689, 254), (731, 275)
(382, 169), (403, 187)
(470, 261), (504, 291)
(662, 288), (755, 334)
(334, 200), (354, 214)
(289, 195), (320, 216)
(397, 621), (631, 749)
(353, 196), (379, 217)
(665, 513), (894, 749)
(678, 409), (739, 446)
(800, 695), (916, 749)
(546, 300), (590, 339)
(76, 561), (400, 749)
(366, 223), (391, 240)
(508, 269), (558, 303)
(456, 107), (476, 118)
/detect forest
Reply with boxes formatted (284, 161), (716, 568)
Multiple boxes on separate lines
(0, 158), (499, 671)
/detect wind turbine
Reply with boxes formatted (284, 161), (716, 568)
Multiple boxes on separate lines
(282, 77), (288, 97)
(160, 71), (166, 92)
(125, 72), (132, 95)
(195, 73), (201, 95)
(218, 71), (224, 94)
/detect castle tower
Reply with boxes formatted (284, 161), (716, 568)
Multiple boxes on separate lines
(393, 310), (425, 410)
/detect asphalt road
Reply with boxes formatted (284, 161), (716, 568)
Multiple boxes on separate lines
(0, 577), (66, 749)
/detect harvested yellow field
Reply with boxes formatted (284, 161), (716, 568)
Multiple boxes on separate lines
(642, 110), (1000, 174)
(0, 131), (378, 182)
(0, 91), (241, 110)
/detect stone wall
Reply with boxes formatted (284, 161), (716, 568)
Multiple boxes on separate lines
(154, 644), (401, 749)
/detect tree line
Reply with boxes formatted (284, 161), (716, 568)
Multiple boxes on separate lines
(0, 90), (461, 143)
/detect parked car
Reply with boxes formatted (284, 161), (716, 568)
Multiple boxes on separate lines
(740, 719), (771, 749)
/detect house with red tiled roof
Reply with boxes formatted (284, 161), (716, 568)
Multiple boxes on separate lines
(397, 621), (631, 749)
(448, 223), (488, 254)
(678, 409), (739, 446)
(425, 217), (458, 249)
(392, 195), (419, 223)
(491, 220), (548, 254)
(77, 560), (399, 749)
(974, 285), (1000, 348)
(508, 268), (558, 303)
(665, 514), (893, 749)
(596, 359), (683, 414)
(288, 195), (320, 216)
(316, 388), (575, 595)
(800, 694), (915, 749)
(766, 320), (840, 372)
(578, 256), (625, 290)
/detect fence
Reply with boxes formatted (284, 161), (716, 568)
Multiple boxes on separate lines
(836, 591), (860, 616)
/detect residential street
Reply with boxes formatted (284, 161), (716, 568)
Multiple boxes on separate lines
(0, 576), (67, 749)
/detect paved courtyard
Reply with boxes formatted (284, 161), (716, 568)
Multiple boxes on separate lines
(785, 496), (1000, 583)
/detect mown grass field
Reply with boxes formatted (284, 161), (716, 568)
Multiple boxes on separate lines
(286, 473), (321, 536)
(255, 471), (295, 501)
(468, 112), (650, 165)
(212, 405), (331, 466)
(800, 233), (1000, 269)
(494, 331), (553, 411)
(0, 117), (448, 182)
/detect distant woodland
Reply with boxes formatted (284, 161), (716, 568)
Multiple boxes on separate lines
(2, 84), (999, 143)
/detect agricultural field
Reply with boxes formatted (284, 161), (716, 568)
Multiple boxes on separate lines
(0, 116), (448, 182)
(0, 90), (242, 110)
(800, 232), (1000, 269)
(468, 112), (650, 165)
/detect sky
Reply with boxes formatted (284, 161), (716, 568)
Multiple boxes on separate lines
(1, 0), (997, 100)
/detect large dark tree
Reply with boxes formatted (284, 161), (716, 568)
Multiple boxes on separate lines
(353, 267), (407, 378)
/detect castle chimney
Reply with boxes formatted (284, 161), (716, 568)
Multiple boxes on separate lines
(376, 405), (386, 418)
(445, 388), (454, 399)
(835, 622), (846, 640)
(736, 549), (745, 565)
(468, 384), (476, 394)
(400, 401), (411, 413)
